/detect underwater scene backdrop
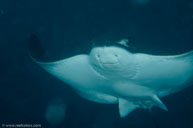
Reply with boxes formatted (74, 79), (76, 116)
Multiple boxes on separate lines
(0, 0), (193, 128)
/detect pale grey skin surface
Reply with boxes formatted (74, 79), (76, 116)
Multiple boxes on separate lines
(34, 46), (193, 117)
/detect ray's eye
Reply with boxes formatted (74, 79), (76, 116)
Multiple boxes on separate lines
(114, 54), (118, 57)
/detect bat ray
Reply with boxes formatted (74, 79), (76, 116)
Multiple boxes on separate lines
(29, 35), (193, 118)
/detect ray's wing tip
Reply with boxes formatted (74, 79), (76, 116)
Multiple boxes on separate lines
(28, 34), (48, 62)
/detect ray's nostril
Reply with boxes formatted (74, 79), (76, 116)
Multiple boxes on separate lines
(96, 54), (100, 58)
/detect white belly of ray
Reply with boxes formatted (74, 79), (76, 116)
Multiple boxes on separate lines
(34, 47), (193, 118)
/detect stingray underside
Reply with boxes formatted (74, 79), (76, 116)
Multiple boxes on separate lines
(29, 35), (119, 103)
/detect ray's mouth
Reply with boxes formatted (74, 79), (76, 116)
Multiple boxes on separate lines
(99, 58), (119, 66)
(102, 62), (118, 64)
(100, 61), (119, 66)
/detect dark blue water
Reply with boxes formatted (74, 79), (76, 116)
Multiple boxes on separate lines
(0, 0), (193, 128)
